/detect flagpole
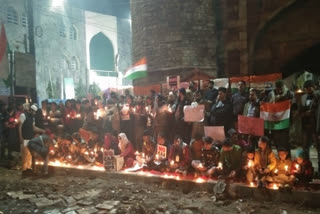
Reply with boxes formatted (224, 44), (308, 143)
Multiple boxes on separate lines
(9, 50), (15, 98)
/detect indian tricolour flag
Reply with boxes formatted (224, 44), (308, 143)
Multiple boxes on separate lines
(0, 23), (10, 95)
(260, 100), (291, 130)
(125, 57), (147, 80)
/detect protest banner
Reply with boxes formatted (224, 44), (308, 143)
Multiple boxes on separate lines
(184, 104), (205, 122)
(204, 126), (225, 142)
(157, 144), (167, 159)
(238, 115), (264, 136)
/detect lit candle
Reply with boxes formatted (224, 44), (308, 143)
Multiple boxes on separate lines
(67, 114), (70, 118)
(67, 155), (72, 160)
(198, 163), (203, 168)
(175, 155), (180, 163)
(50, 150), (55, 155)
(135, 151), (140, 156)
(101, 148), (104, 152)
(133, 107), (136, 113)
(142, 153), (145, 158)
(295, 164), (299, 170)
(284, 165), (288, 172)
(47, 116), (51, 120)
(248, 160), (253, 168)
(170, 160), (175, 166)
(14, 119), (18, 123)
(155, 154), (159, 160)
(84, 151), (89, 155)
(168, 107), (172, 113)
(250, 182), (254, 187)
(76, 114), (81, 118)
(217, 162), (223, 170)
(145, 106), (149, 112)
(274, 169), (278, 173)
(272, 183), (279, 190)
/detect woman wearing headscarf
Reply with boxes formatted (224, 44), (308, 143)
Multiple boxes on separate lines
(118, 133), (136, 168)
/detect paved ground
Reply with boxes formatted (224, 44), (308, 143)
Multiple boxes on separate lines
(0, 167), (319, 214)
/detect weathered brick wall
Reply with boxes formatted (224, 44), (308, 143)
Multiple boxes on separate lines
(217, 0), (320, 78)
(131, 0), (217, 86)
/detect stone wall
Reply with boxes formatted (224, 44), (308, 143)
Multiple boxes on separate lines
(131, 0), (217, 86)
(33, 0), (87, 100)
(217, 0), (320, 78)
(0, 0), (29, 53)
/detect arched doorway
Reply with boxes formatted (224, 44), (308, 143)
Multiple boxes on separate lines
(89, 32), (115, 71)
(283, 43), (320, 78)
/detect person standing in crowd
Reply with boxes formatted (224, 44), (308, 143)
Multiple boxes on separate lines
(154, 94), (171, 141)
(268, 80), (294, 152)
(132, 97), (147, 150)
(174, 88), (192, 143)
(243, 88), (260, 118)
(191, 90), (205, 138)
(209, 87), (233, 134)
(204, 80), (218, 104)
(19, 104), (45, 176)
(120, 95), (134, 144)
(243, 88), (260, 148)
(4, 105), (20, 160)
(300, 80), (320, 166)
(231, 81), (248, 128)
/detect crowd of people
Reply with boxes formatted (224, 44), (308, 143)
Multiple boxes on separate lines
(0, 79), (319, 188)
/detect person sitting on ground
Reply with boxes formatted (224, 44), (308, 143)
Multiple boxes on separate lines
(291, 149), (314, 186)
(168, 135), (192, 175)
(267, 147), (295, 187)
(141, 129), (156, 158)
(242, 146), (256, 183)
(136, 129), (156, 166)
(118, 133), (136, 168)
(104, 130), (120, 155)
(228, 128), (249, 149)
(27, 134), (54, 176)
(145, 132), (169, 172)
(189, 134), (204, 160)
(254, 136), (277, 187)
(217, 138), (242, 180)
(192, 136), (220, 177)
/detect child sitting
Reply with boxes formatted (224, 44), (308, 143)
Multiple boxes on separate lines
(242, 146), (256, 183)
(168, 135), (191, 175)
(191, 136), (220, 177)
(267, 147), (295, 187)
(291, 149), (314, 185)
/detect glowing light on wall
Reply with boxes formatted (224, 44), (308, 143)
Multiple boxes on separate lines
(52, 0), (64, 8)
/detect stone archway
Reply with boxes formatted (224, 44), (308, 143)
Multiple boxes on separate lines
(248, 0), (320, 76)
(89, 32), (115, 71)
(283, 43), (320, 77)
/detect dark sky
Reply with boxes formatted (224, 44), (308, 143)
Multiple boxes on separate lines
(67, 0), (130, 19)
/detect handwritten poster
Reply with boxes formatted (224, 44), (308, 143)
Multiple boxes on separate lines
(204, 126), (225, 142)
(238, 115), (264, 136)
(157, 144), (167, 159)
(184, 105), (205, 122)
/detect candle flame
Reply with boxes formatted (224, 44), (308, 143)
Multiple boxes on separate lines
(274, 169), (278, 173)
(217, 162), (223, 170)
(284, 165), (288, 171)
(272, 183), (279, 190)
(195, 177), (206, 183)
(250, 182), (254, 187)
(295, 164), (299, 169)
(170, 160), (175, 165)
